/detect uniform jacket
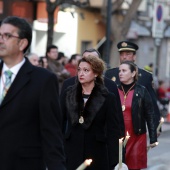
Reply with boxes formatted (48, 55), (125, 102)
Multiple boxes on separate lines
(61, 82), (122, 170)
(118, 84), (157, 144)
(61, 76), (125, 136)
(0, 58), (66, 170)
(105, 67), (160, 128)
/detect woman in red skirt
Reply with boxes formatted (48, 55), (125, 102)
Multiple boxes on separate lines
(118, 61), (158, 170)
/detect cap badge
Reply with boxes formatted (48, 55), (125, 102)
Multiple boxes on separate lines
(121, 42), (127, 47)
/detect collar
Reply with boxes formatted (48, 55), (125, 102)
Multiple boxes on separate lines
(2, 58), (25, 76)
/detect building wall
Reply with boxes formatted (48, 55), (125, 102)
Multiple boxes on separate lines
(76, 9), (105, 54)
(32, 11), (78, 58)
(32, 8), (105, 58)
(136, 37), (170, 82)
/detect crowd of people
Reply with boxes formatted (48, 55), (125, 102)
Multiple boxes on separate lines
(27, 45), (82, 93)
(0, 16), (161, 170)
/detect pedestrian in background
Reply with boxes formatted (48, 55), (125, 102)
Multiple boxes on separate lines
(57, 52), (68, 66)
(46, 45), (70, 93)
(61, 55), (122, 170)
(118, 61), (158, 170)
(39, 56), (48, 69)
(64, 53), (82, 77)
(0, 16), (66, 170)
(27, 52), (40, 66)
(105, 40), (160, 134)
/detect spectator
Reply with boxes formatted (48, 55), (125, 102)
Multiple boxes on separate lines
(65, 54), (82, 77)
(166, 85), (170, 100)
(144, 63), (153, 73)
(27, 53), (40, 66)
(46, 46), (70, 92)
(57, 52), (68, 66)
(39, 56), (48, 69)
(157, 80), (167, 99)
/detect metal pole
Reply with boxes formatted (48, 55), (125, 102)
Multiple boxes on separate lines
(105, 0), (111, 68)
(154, 38), (161, 77)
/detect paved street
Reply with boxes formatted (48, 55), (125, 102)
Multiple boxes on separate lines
(143, 122), (170, 170)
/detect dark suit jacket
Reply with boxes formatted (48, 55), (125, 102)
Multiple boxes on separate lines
(61, 76), (125, 136)
(0, 58), (66, 170)
(105, 67), (160, 128)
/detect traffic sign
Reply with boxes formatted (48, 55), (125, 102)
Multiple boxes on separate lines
(157, 5), (163, 22)
(152, 1), (164, 38)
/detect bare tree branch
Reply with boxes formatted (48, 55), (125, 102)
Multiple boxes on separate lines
(46, 0), (90, 47)
(112, 0), (124, 13)
(121, 0), (142, 36)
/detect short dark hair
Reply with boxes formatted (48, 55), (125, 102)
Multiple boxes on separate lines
(82, 48), (101, 58)
(57, 52), (65, 60)
(2, 16), (32, 53)
(39, 56), (47, 68)
(46, 45), (58, 57)
(69, 54), (80, 63)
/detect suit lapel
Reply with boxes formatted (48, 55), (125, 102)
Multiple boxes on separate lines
(0, 59), (33, 107)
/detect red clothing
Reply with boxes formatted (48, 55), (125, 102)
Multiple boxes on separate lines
(118, 89), (147, 169)
(157, 87), (166, 99)
(65, 63), (77, 77)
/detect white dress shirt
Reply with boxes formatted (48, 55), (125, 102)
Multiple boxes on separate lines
(0, 58), (25, 97)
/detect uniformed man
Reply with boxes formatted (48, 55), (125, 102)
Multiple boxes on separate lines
(105, 40), (160, 133)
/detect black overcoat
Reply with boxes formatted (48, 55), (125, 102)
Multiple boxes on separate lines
(0, 58), (66, 170)
(61, 83), (122, 170)
(61, 76), (125, 136)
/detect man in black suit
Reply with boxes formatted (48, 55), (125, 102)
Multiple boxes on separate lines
(0, 16), (66, 170)
(61, 49), (125, 136)
(105, 40), (160, 131)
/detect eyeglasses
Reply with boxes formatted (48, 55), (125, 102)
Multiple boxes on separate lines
(0, 33), (20, 41)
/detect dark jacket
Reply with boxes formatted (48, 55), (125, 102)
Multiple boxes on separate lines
(118, 84), (157, 144)
(105, 67), (160, 129)
(0, 59), (66, 170)
(61, 82), (122, 170)
(61, 76), (125, 136)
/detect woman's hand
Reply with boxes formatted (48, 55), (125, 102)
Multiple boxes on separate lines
(150, 142), (159, 148)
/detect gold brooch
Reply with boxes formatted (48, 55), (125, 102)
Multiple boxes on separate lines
(121, 42), (127, 47)
(112, 76), (116, 81)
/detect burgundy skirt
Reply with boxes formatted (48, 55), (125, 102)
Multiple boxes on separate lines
(118, 89), (147, 169)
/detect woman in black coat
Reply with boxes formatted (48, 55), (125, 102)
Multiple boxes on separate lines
(60, 55), (123, 170)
